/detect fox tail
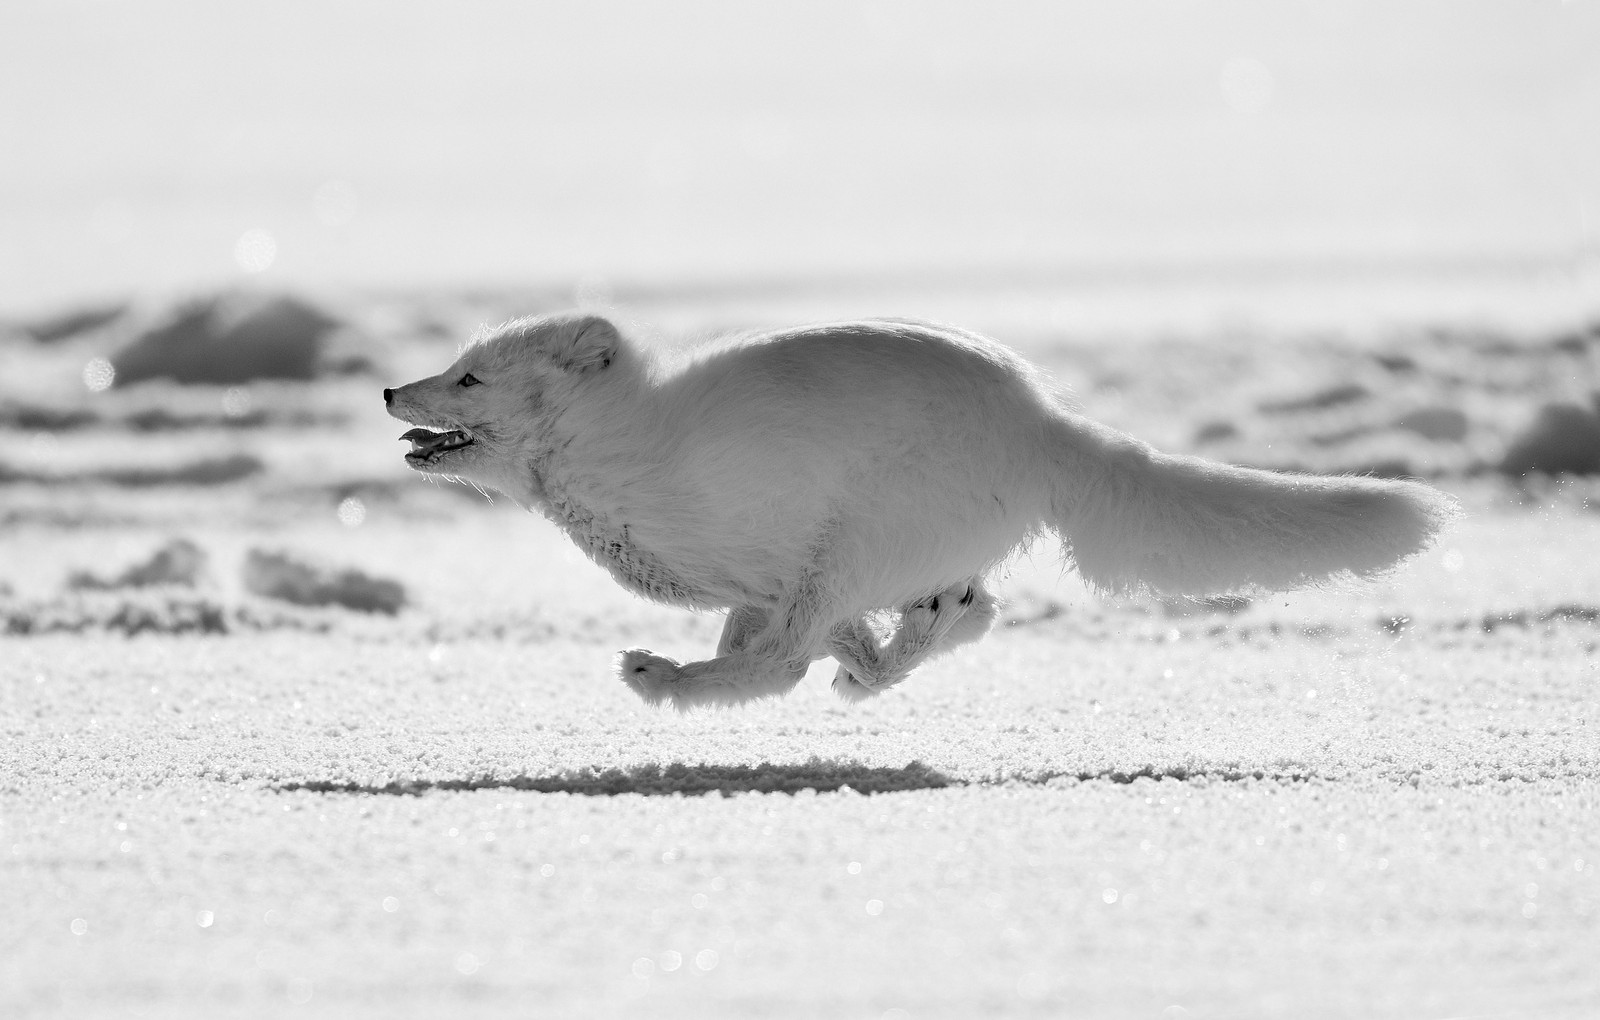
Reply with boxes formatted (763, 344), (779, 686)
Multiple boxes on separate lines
(1048, 416), (1459, 597)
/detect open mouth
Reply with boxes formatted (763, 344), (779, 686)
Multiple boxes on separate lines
(400, 427), (475, 464)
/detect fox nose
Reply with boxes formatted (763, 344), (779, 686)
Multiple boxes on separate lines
(383, 387), (394, 405)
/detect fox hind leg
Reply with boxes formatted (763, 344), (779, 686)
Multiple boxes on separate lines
(830, 579), (999, 700)
(928, 581), (1000, 654)
(826, 618), (883, 702)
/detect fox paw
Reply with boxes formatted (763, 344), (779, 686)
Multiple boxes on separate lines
(901, 584), (975, 646)
(936, 584), (999, 652)
(831, 664), (880, 703)
(617, 648), (680, 706)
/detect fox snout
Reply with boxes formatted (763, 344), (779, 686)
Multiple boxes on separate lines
(383, 380), (434, 421)
(383, 384), (410, 420)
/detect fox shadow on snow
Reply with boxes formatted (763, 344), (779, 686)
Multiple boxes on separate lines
(273, 759), (956, 797)
(271, 760), (1316, 797)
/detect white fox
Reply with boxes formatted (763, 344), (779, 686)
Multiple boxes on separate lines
(385, 312), (1456, 710)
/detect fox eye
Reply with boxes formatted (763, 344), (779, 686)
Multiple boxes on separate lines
(458, 373), (482, 387)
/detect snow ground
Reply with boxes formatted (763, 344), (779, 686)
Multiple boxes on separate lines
(2, 305), (1599, 1018)
(2, 505), (1598, 1019)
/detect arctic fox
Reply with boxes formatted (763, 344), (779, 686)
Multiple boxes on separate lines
(384, 312), (1456, 710)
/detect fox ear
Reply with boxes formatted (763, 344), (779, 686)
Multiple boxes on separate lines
(551, 314), (620, 373)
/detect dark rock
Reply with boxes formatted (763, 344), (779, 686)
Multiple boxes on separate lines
(93, 454), (264, 487)
(1372, 352), (1417, 373)
(0, 404), (99, 430)
(1393, 406), (1470, 443)
(1550, 324), (1599, 355)
(111, 293), (343, 386)
(67, 538), (208, 590)
(1498, 399), (1600, 476)
(1193, 420), (1239, 445)
(243, 549), (406, 615)
(1258, 383), (1369, 415)
(24, 303), (126, 343)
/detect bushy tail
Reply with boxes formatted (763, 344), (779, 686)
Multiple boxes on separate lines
(1050, 417), (1459, 597)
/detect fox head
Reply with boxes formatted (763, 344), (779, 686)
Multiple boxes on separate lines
(383, 312), (635, 502)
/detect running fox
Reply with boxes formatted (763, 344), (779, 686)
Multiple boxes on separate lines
(385, 313), (1456, 710)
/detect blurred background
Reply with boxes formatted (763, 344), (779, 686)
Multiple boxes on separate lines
(3, 0), (1598, 328)
(3, 0), (1600, 621)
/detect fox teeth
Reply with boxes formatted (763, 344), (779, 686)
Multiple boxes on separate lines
(400, 427), (474, 456)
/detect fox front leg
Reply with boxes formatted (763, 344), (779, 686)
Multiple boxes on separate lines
(618, 606), (764, 707)
(618, 584), (834, 710)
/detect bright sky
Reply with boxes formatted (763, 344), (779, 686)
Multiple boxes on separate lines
(2, 1), (1597, 312)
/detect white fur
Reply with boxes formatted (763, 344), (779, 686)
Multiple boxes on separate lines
(386, 312), (1458, 710)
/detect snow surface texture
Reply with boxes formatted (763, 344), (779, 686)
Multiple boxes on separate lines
(3, 511), (1598, 1020)
(2, 304), (1599, 1019)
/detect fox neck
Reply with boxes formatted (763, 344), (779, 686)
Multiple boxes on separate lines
(521, 381), (702, 603)
(523, 373), (668, 542)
